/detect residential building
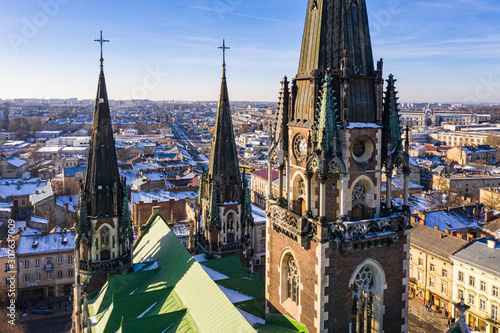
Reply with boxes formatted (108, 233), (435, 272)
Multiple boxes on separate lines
(0, 157), (28, 178)
(430, 132), (488, 147)
(447, 146), (497, 165)
(17, 229), (75, 300)
(409, 222), (467, 316)
(250, 168), (279, 209)
(433, 174), (500, 197)
(0, 247), (17, 301)
(0, 178), (48, 219)
(451, 238), (500, 332)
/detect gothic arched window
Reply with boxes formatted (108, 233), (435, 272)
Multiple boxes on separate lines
(286, 256), (300, 303)
(100, 227), (110, 248)
(227, 212), (235, 232)
(352, 266), (374, 332)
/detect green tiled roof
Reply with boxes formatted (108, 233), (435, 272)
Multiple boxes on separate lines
(200, 255), (249, 278)
(217, 272), (265, 299)
(85, 214), (255, 333)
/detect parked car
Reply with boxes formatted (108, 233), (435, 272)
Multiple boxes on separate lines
(32, 306), (54, 315)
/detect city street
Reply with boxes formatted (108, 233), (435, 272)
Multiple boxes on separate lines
(26, 314), (72, 333)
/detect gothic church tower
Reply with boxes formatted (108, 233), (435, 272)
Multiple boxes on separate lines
(73, 32), (133, 333)
(195, 43), (254, 259)
(266, 1), (411, 332)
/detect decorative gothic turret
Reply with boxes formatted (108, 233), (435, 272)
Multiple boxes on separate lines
(74, 31), (133, 333)
(195, 40), (252, 259)
(266, 1), (411, 332)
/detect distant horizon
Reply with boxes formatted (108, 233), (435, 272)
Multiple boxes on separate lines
(1, 98), (500, 106)
(2, 1), (500, 103)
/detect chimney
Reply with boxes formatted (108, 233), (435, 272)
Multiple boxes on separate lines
(418, 212), (426, 224)
(152, 206), (161, 216)
(439, 233), (444, 239)
(487, 239), (496, 249)
(467, 233), (474, 242)
(457, 233), (464, 239)
(473, 208), (479, 217)
(445, 229), (451, 234)
(485, 210), (494, 222)
(434, 225), (440, 230)
(64, 203), (68, 210)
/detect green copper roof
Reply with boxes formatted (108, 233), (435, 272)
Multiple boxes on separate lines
(86, 214), (255, 333)
(200, 255), (249, 278)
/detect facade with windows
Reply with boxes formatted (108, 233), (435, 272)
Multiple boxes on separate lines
(409, 222), (467, 316)
(17, 230), (75, 301)
(451, 238), (500, 333)
(0, 247), (17, 300)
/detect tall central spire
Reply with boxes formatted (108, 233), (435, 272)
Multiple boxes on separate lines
(207, 40), (241, 203)
(298, 0), (374, 77)
(84, 32), (121, 218)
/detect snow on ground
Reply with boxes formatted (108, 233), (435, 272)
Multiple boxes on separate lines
(201, 265), (229, 281)
(216, 284), (253, 303)
(238, 309), (265, 326)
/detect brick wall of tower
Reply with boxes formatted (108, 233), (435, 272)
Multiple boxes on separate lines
(323, 231), (408, 332)
(266, 224), (319, 331)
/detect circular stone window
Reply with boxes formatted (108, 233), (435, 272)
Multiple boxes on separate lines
(293, 134), (307, 161)
(351, 136), (375, 164)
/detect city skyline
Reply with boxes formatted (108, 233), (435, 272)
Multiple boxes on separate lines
(1, 0), (500, 103)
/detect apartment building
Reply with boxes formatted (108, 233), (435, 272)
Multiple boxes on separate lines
(447, 146), (497, 165)
(433, 174), (500, 197)
(451, 238), (500, 333)
(17, 229), (75, 301)
(409, 222), (468, 316)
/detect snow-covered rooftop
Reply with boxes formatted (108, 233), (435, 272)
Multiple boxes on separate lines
(6, 157), (27, 168)
(18, 231), (75, 255)
(131, 190), (197, 204)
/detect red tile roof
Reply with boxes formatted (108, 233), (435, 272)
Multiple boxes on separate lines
(251, 168), (279, 181)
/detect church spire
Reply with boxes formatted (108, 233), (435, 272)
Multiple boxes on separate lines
(207, 40), (241, 203)
(298, 0), (374, 77)
(84, 31), (121, 218)
(293, 0), (380, 123)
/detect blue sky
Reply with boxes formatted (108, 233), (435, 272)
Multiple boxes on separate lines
(1, 0), (500, 103)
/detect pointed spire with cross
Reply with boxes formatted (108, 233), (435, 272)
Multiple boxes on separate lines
(94, 31), (109, 67)
(218, 39), (230, 71)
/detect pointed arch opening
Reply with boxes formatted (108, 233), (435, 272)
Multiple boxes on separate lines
(350, 259), (386, 333)
(280, 249), (301, 318)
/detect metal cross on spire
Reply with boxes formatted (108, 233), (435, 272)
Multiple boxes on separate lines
(218, 39), (230, 67)
(94, 31), (109, 64)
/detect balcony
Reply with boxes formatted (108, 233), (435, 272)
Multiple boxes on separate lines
(44, 264), (53, 271)
(268, 203), (311, 241)
(79, 255), (130, 273)
(197, 233), (246, 255)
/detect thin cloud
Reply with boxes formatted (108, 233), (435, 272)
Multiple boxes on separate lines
(192, 6), (294, 25)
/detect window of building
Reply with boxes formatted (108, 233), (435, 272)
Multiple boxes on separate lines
(286, 256), (299, 303)
(68, 255), (74, 263)
(479, 299), (486, 311)
(4, 263), (9, 272)
(418, 272), (423, 283)
(24, 260), (30, 268)
(35, 273), (41, 282)
(68, 270), (74, 278)
(458, 290), (464, 300)
(418, 258), (423, 267)
(469, 276), (475, 287)
(24, 275), (29, 283)
(458, 271), (464, 282)
(5, 278), (9, 286)
(46, 272), (52, 280)
(493, 305), (498, 321)
(480, 280), (486, 292)
(468, 294), (474, 305)
(430, 264), (434, 272)
(101, 227), (110, 248)
(57, 256), (63, 264)
(493, 286), (499, 297)
(442, 269), (447, 278)
(57, 271), (62, 279)
(441, 283), (447, 295)
(352, 266), (375, 332)
(35, 259), (40, 267)
(21, 200), (25, 205)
